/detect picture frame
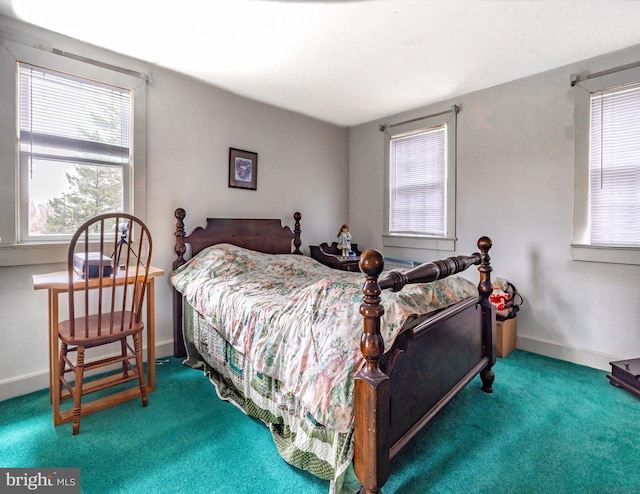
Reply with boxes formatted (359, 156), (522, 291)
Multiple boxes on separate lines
(228, 147), (258, 190)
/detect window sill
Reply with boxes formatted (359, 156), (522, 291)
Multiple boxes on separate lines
(571, 244), (640, 265)
(0, 242), (68, 267)
(382, 235), (456, 251)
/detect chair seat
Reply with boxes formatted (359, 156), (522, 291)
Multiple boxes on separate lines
(59, 311), (143, 346)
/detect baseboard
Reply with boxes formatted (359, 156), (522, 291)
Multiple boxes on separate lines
(516, 335), (621, 372)
(4, 337), (620, 401)
(0, 339), (175, 402)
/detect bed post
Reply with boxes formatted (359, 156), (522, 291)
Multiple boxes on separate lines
(173, 208), (187, 357)
(476, 236), (495, 392)
(293, 211), (302, 255)
(354, 249), (390, 494)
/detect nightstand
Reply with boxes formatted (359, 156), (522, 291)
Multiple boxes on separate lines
(310, 242), (362, 272)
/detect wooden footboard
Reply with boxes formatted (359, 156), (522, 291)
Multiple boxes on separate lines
(354, 237), (494, 494)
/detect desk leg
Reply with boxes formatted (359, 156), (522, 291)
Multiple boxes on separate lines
(51, 289), (63, 426)
(146, 279), (156, 392)
(48, 289), (55, 403)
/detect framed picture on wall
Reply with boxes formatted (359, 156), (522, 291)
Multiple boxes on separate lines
(228, 147), (258, 190)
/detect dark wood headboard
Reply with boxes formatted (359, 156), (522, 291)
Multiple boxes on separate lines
(172, 208), (302, 356)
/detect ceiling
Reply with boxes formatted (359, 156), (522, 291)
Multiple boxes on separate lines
(1, 0), (640, 127)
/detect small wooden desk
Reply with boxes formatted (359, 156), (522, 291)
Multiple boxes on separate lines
(33, 265), (164, 425)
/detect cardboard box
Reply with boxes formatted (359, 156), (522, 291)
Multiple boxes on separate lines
(73, 253), (113, 278)
(496, 317), (517, 358)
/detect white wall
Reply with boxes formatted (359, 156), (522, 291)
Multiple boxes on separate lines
(349, 45), (640, 371)
(0, 16), (349, 400)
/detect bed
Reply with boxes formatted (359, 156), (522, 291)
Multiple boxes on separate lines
(171, 208), (495, 494)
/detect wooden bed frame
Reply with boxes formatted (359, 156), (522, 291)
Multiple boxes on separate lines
(172, 208), (495, 494)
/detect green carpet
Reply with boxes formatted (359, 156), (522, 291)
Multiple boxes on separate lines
(1, 350), (639, 493)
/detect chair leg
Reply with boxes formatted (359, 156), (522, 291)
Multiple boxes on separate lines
(121, 339), (129, 378)
(72, 346), (85, 435)
(133, 333), (148, 407)
(58, 342), (67, 402)
(56, 342), (68, 423)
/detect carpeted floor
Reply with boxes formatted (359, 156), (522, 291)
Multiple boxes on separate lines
(1, 350), (639, 493)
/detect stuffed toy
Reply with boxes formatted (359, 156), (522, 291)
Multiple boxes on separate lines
(489, 278), (524, 320)
(490, 279), (511, 310)
(490, 278), (513, 319)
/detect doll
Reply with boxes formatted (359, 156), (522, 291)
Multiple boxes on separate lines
(337, 224), (352, 257)
(490, 278), (511, 310)
(490, 278), (512, 319)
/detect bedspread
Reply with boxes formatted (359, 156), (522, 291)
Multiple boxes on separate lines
(171, 243), (477, 433)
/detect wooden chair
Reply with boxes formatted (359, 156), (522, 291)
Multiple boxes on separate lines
(58, 213), (152, 434)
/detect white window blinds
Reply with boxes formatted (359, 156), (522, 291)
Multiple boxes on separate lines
(589, 84), (640, 246)
(19, 63), (131, 163)
(389, 125), (446, 236)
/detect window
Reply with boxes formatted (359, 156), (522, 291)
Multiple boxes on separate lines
(383, 108), (457, 251)
(588, 85), (640, 246)
(572, 66), (640, 265)
(0, 39), (146, 266)
(18, 63), (131, 242)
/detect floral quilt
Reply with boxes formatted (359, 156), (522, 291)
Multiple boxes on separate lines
(170, 243), (477, 433)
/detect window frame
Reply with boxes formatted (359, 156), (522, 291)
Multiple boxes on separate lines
(382, 110), (457, 251)
(17, 62), (134, 243)
(572, 66), (640, 265)
(0, 40), (146, 266)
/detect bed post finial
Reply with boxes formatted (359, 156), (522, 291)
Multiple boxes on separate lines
(359, 249), (386, 374)
(174, 208), (187, 270)
(476, 236), (493, 301)
(293, 212), (302, 255)
(354, 249), (390, 494)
